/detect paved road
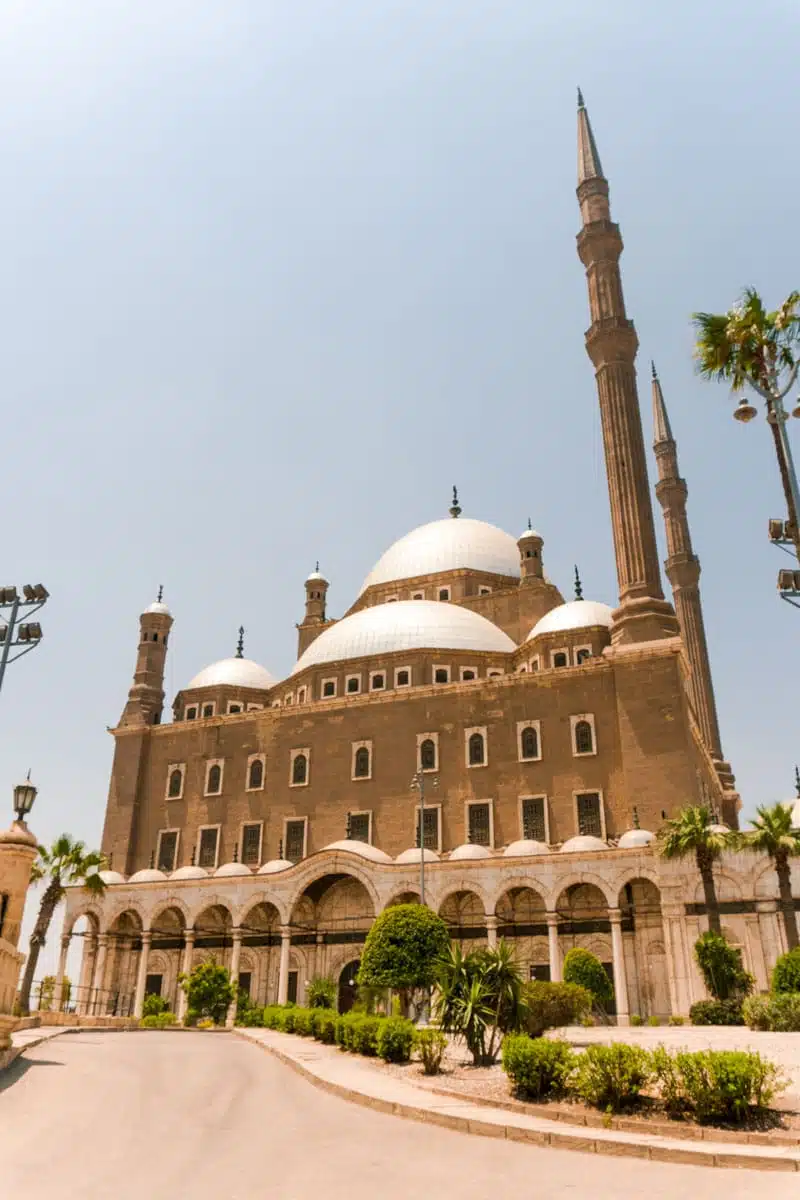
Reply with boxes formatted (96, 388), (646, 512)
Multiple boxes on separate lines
(0, 1032), (793, 1200)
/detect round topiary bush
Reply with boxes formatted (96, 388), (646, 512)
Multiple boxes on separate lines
(357, 904), (451, 991)
(772, 947), (800, 995)
(562, 948), (613, 1009)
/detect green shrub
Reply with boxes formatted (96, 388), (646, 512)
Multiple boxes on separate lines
(668, 1015), (685, 1026)
(772, 948), (800, 995)
(414, 1027), (447, 1075)
(629, 1014), (643, 1027)
(647, 1015), (660, 1027)
(667, 1050), (786, 1123)
(335, 1012), (382, 1055)
(358, 904), (451, 993)
(235, 1006), (264, 1028)
(572, 1043), (652, 1111)
(306, 976), (337, 1009)
(291, 1008), (314, 1036)
(142, 993), (170, 1018)
(434, 942), (525, 1066)
(375, 1016), (415, 1063)
(743, 993), (800, 1032)
(694, 932), (753, 1002)
(261, 1006), (283, 1029)
(562, 949), (613, 1010)
(502, 1035), (576, 1101)
(649, 1045), (689, 1117)
(311, 1009), (338, 1043)
(178, 961), (234, 1025)
(523, 981), (592, 1037)
(689, 999), (744, 1026)
(140, 1011), (177, 1029)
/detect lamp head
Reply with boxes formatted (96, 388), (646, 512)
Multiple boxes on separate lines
(13, 773), (37, 821)
(733, 397), (758, 423)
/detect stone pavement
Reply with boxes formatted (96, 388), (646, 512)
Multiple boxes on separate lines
(0, 1022), (80, 1071)
(236, 1027), (800, 1172)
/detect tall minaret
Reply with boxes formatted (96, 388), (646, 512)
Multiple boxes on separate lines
(651, 364), (734, 787)
(576, 91), (678, 644)
(119, 589), (173, 727)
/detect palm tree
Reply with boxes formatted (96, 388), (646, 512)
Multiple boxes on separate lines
(658, 806), (733, 935)
(18, 835), (106, 1015)
(737, 802), (800, 951)
(693, 289), (800, 557)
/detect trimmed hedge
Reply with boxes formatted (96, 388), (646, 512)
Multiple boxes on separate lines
(523, 981), (592, 1037)
(572, 1043), (652, 1111)
(743, 992), (800, 1032)
(502, 1035), (575, 1100)
(689, 999), (744, 1026)
(772, 948), (800, 995)
(140, 1011), (177, 1029)
(562, 949), (613, 1009)
(375, 1016), (415, 1063)
(651, 1047), (784, 1123)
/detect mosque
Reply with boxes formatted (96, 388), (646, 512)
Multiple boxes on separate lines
(56, 97), (796, 1025)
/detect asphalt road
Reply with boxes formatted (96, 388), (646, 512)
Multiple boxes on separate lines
(0, 1032), (793, 1200)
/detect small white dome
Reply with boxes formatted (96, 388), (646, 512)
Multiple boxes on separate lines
(258, 858), (293, 875)
(186, 657), (275, 691)
(292, 600), (515, 673)
(617, 829), (655, 849)
(171, 865), (209, 881)
(306, 570), (328, 584)
(449, 843), (493, 861)
(323, 839), (392, 863)
(129, 868), (168, 883)
(527, 600), (614, 641)
(518, 526), (540, 541)
(503, 839), (550, 857)
(99, 869), (126, 885)
(560, 835), (608, 854)
(395, 847), (440, 864)
(709, 823), (730, 835)
(214, 862), (252, 878)
(361, 517), (521, 593)
(145, 601), (172, 617)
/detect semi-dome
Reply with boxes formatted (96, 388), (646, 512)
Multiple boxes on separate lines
(360, 517), (521, 594)
(395, 847), (440, 864)
(617, 829), (655, 849)
(258, 858), (293, 875)
(98, 869), (126, 885)
(503, 839), (550, 857)
(186, 657), (275, 691)
(129, 868), (167, 883)
(292, 600), (515, 674)
(171, 865), (209, 881)
(560, 835), (608, 853)
(449, 843), (493, 861)
(214, 862), (252, 878)
(527, 600), (613, 641)
(323, 839), (392, 863)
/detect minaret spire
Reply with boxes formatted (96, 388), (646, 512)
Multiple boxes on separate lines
(236, 626), (244, 659)
(449, 486), (462, 519)
(574, 565), (583, 600)
(652, 366), (732, 788)
(576, 93), (678, 644)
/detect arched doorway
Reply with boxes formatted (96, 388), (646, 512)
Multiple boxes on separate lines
(105, 909), (143, 1016)
(338, 959), (361, 1013)
(555, 883), (615, 1015)
(619, 878), (668, 1018)
(290, 872), (376, 1005)
(495, 886), (548, 980)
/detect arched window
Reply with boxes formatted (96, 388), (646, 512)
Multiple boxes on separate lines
(292, 753), (307, 785)
(575, 648), (591, 665)
(553, 652), (568, 668)
(520, 726), (539, 760)
(574, 720), (594, 755)
(168, 768), (183, 798)
(468, 732), (485, 766)
(354, 747), (370, 778)
(248, 758), (264, 790)
(420, 738), (436, 771)
(207, 764), (222, 794)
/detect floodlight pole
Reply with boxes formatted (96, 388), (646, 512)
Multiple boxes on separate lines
(410, 770), (438, 907)
(0, 586), (49, 699)
(0, 594), (20, 697)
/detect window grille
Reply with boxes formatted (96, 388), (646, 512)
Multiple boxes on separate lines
(167, 768), (183, 798)
(353, 747), (370, 778)
(520, 726), (539, 760)
(576, 792), (602, 838)
(241, 823), (262, 866)
(416, 807), (439, 851)
(248, 759), (264, 790)
(468, 802), (491, 847)
(419, 738), (437, 771)
(198, 827), (219, 869)
(522, 796), (546, 843)
(292, 754), (307, 785)
(349, 813), (370, 843)
(206, 764), (222, 795)
(468, 732), (485, 766)
(157, 831), (178, 872)
(285, 820), (306, 862)
(574, 720), (594, 755)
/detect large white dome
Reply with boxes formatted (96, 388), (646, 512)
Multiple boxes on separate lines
(186, 657), (275, 691)
(527, 599), (613, 641)
(360, 518), (521, 594)
(292, 600), (516, 674)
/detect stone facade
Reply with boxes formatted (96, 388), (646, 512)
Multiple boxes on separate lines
(0, 821), (37, 1047)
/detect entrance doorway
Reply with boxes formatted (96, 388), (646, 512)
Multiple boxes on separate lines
(338, 960), (360, 1013)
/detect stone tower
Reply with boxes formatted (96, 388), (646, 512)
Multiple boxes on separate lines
(297, 566), (330, 656)
(576, 92), (678, 644)
(517, 521), (544, 582)
(119, 591), (173, 727)
(651, 364), (735, 791)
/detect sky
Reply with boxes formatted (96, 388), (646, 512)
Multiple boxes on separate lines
(3, 0), (800, 978)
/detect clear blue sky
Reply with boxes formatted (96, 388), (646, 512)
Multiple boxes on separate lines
(4, 1), (799, 966)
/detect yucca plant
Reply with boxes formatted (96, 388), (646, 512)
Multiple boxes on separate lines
(736, 802), (800, 950)
(434, 940), (525, 1066)
(658, 806), (734, 935)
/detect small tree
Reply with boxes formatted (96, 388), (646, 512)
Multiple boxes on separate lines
(434, 941), (525, 1066)
(179, 961), (234, 1025)
(737, 803), (800, 951)
(694, 931), (752, 1001)
(658, 806), (732, 935)
(357, 904), (450, 1014)
(562, 948), (613, 1010)
(142, 993), (170, 1018)
(772, 948), (800, 995)
(306, 976), (336, 1009)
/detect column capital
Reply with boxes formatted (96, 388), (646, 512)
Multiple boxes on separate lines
(140, 930), (152, 945)
(485, 915), (498, 929)
(545, 911), (560, 928)
(608, 907), (623, 924)
(61, 933), (72, 949)
(184, 928), (196, 943)
(231, 926), (243, 943)
(96, 932), (110, 947)
(279, 925), (292, 940)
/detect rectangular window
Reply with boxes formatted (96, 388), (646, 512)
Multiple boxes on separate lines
(345, 674), (361, 694)
(415, 805), (441, 852)
(394, 667), (411, 687)
(198, 826), (219, 869)
(285, 818), (307, 862)
(297, 687), (307, 704)
(238, 972), (252, 999)
(156, 830), (178, 872)
(551, 650), (569, 669)
(202, 702), (215, 718)
(411, 591), (424, 600)
(241, 822), (263, 867)
(438, 587), (450, 601)
(521, 796), (547, 843)
(322, 678), (337, 698)
(349, 812), (371, 843)
(478, 586), (492, 596)
(433, 665), (450, 684)
(417, 732), (438, 772)
(576, 792), (603, 838)
(370, 672), (385, 691)
(574, 646), (592, 665)
(287, 971), (298, 1005)
(460, 667), (476, 682)
(467, 801), (492, 848)
(145, 974), (163, 998)
(185, 705), (198, 721)
(227, 702), (242, 715)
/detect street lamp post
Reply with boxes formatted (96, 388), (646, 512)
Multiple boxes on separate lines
(0, 584), (49, 695)
(410, 770), (438, 906)
(13, 772), (38, 824)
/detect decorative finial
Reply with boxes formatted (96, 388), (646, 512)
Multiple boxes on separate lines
(157, 584), (164, 603)
(574, 565), (583, 600)
(632, 806), (640, 829)
(278, 838), (284, 860)
(315, 561), (319, 573)
(527, 517), (532, 531)
(651, 360), (658, 380)
(795, 765), (800, 797)
(236, 626), (244, 659)
(577, 86), (584, 109)
(449, 485), (461, 519)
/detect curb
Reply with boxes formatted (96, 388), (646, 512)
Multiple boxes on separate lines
(234, 1032), (800, 1173)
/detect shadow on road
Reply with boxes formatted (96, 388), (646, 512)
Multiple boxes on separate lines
(0, 1056), (64, 1093)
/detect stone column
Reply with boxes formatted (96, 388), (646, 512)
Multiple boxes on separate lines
(485, 915), (498, 949)
(277, 927), (291, 1005)
(133, 931), (152, 1019)
(314, 932), (324, 977)
(90, 934), (110, 1016)
(54, 933), (71, 1013)
(546, 912), (561, 982)
(609, 908), (630, 1026)
(176, 930), (195, 1022)
(226, 929), (243, 1028)
(76, 933), (97, 1015)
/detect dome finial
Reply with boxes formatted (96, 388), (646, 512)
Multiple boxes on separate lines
(157, 584), (163, 603)
(449, 485), (461, 519)
(795, 764), (800, 797)
(236, 626), (244, 659)
(315, 561), (319, 572)
(527, 517), (532, 531)
(574, 565), (583, 600)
